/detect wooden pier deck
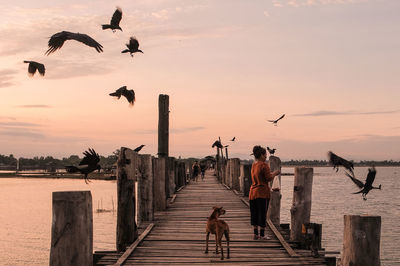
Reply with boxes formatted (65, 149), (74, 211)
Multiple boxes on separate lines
(95, 171), (331, 265)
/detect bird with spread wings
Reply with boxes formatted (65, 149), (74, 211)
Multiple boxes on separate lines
(45, 31), (103, 55)
(328, 151), (354, 176)
(121, 37), (143, 57)
(268, 114), (285, 126)
(65, 148), (101, 184)
(344, 167), (381, 200)
(102, 7), (123, 32)
(109, 86), (135, 106)
(24, 61), (45, 76)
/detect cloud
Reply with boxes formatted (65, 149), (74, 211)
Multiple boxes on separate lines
(272, 0), (368, 8)
(16, 105), (52, 108)
(0, 128), (46, 139)
(263, 10), (270, 17)
(293, 109), (400, 117)
(0, 69), (17, 88)
(0, 121), (42, 127)
(134, 126), (205, 135)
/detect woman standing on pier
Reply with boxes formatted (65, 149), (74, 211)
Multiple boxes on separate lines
(249, 145), (280, 240)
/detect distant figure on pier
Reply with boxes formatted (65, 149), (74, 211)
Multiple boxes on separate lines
(267, 114), (285, 126)
(344, 166), (381, 200)
(109, 86), (135, 106)
(200, 163), (206, 181)
(192, 161), (200, 182)
(267, 147), (276, 156)
(133, 144), (145, 153)
(328, 151), (354, 176)
(65, 148), (101, 184)
(249, 145), (280, 240)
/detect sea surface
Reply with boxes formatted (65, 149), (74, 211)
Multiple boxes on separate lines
(0, 166), (399, 265)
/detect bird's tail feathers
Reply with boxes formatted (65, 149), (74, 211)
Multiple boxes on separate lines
(121, 49), (129, 53)
(109, 92), (121, 98)
(102, 24), (111, 30)
(352, 189), (364, 194)
(65, 166), (79, 173)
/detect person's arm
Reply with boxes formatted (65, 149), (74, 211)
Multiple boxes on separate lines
(263, 163), (279, 182)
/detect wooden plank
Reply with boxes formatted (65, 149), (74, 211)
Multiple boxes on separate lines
(267, 218), (300, 258)
(113, 223), (155, 266)
(169, 194), (177, 204)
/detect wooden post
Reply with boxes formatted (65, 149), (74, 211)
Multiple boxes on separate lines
(231, 158), (240, 191)
(166, 157), (176, 198)
(50, 191), (93, 266)
(290, 167), (313, 242)
(216, 148), (221, 181)
(225, 159), (231, 187)
(137, 154), (153, 223)
(267, 156), (282, 227)
(241, 164), (252, 197)
(152, 157), (166, 211)
(225, 146), (229, 160)
(116, 147), (138, 252)
(342, 215), (381, 266)
(158, 94), (169, 158)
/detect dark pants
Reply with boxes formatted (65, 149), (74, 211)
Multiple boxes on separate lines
(250, 198), (270, 228)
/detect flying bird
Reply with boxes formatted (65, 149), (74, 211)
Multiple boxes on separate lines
(133, 145), (145, 153)
(328, 151), (354, 176)
(267, 147), (276, 156)
(65, 148), (101, 184)
(212, 140), (223, 149)
(121, 37), (143, 57)
(24, 61), (45, 76)
(268, 114), (285, 126)
(230, 137), (235, 141)
(45, 31), (103, 55)
(344, 167), (381, 200)
(102, 7), (123, 32)
(109, 86), (135, 106)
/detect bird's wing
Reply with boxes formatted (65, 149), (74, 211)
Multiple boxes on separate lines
(129, 37), (139, 50)
(344, 171), (364, 189)
(27, 62), (37, 76)
(122, 89), (135, 105)
(365, 167), (377, 187)
(111, 7), (122, 26)
(37, 62), (45, 76)
(267, 120), (275, 122)
(80, 148), (100, 166)
(72, 33), (103, 52)
(46, 31), (70, 55)
(276, 114), (285, 121)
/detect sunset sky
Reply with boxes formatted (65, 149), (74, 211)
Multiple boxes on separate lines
(0, 0), (399, 161)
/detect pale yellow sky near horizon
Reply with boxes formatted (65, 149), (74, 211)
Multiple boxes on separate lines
(0, 0), (399, 160)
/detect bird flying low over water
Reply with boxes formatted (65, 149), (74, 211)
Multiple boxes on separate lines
(212, 140), (223, 149)
(102, 7), (123, 32)
(267, 147), (276, 156)
(24, 61), (45, 76)
(121, 37), (143, 57)
(268, 114), (285, 126)
(230, 137), (236, 141)
(344, 167), (381, 200)
(45, 31), (103, 55)
(109, 86), (135, 106)
(328, 151), (354, 176)
(133, 145), (145, 153)
(65, 148), (101, 184)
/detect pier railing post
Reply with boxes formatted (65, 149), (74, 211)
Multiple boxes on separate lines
(267, 156), (281, 226)
(231, 158), (241, 191)
(158, 94), (169, 158)
(240, 164), (252, 197)
(50, 191), (93, 266)
(137, 154), (153, 223)
(290, 167), (313, 242)
(152, 156), (166, 211)
(342, 215), (381, 266)
(166, 157), (176, 198)
(116, 147), (138, 252)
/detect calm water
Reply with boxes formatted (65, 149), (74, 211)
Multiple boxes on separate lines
(0, 167), (399, 265)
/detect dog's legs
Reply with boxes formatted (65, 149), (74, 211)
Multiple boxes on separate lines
(224, 230), (230, 259)
(219, 234), (224, 260)
(215, 234), (218, 254)
(205, 232), (210, 254)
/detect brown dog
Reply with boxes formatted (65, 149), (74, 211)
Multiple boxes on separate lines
(205, 206), (230, 260)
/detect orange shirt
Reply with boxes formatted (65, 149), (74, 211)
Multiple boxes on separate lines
(249, 161), (274, 200)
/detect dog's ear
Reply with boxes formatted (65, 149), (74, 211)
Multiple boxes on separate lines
(212, 206), (218, 210)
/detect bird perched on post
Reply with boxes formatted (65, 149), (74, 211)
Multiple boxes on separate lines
(102, 7), (123, 32)
(133, 145), (145, 153)
(24, 61), (45, 77)
(45, 31), (103, 55)
(267, 114), (285, 126)
(121, 37), (143, 57)
(344, 167), (381, 200)
(109, 86), (135, 106)
(267, 147), (276, 156)
(230, 137), (235, 141)
(212, 140), (223, 149)
(328, 151), (354, 176)
(65, 148), (101, 184)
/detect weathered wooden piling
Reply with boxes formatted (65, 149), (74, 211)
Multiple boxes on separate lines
(267, 156), (282, 226)
(290, 167), (313, 242)
(158, 94), (169, 158)
(231, 158), (241, 191)
(240, 164), (252, 197)
(152, 156), (166, 211)
(50, 191), (93, 266)
(342, 215), (381, 266)
(137, 154), (153, 223)
(116, 147), (138, 252)
(166, 157), (176, 197)
(175, 161), (186, 187)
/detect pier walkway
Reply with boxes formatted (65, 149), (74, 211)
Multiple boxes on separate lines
(95, 170), (330, 265)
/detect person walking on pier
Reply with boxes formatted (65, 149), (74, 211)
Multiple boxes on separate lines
(249, 145), (280, 240)
(192, 161), (200, 182)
